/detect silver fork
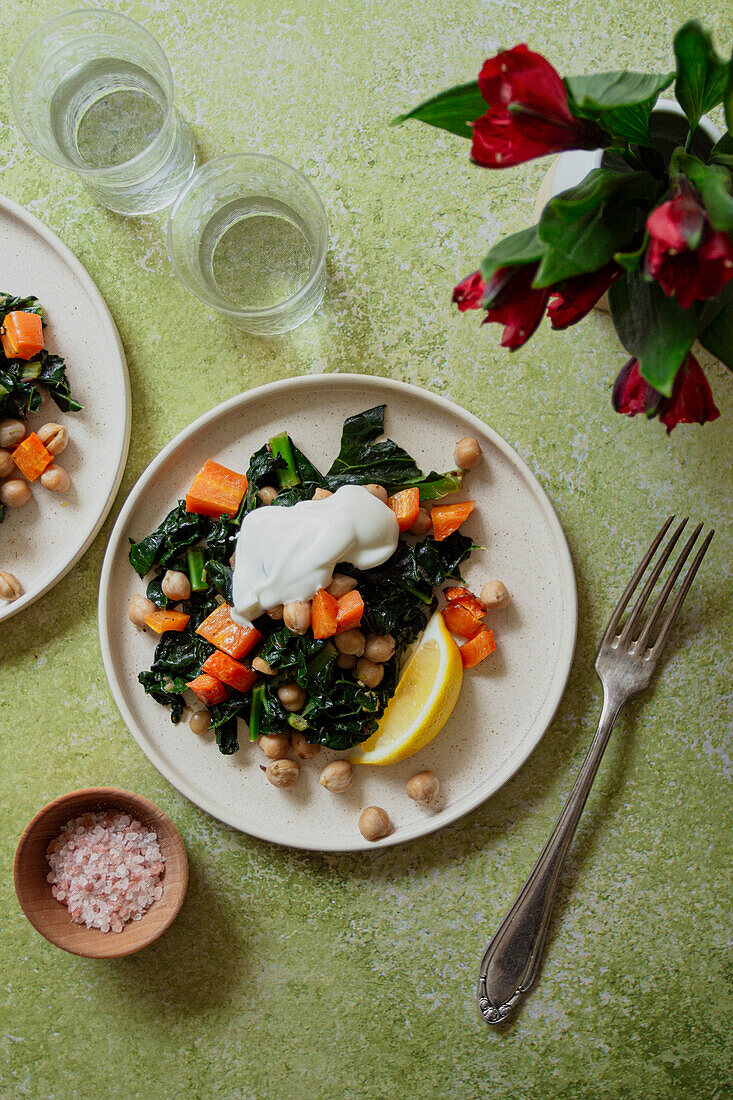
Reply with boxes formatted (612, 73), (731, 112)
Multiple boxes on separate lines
(477, 516), (714, 1025)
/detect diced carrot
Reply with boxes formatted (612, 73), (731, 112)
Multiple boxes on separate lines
(431, 501), (475, 542)
(444, 586), (470, 603)
(201, 651), (258, 693)
(335, 589), (364, 632)
(0, 311), (44, 360)
(11, 432), (53, 482)
(459, 627), (496, 668)
(186, 673), (230, 706)
(144, 609), (190, 634)
(185, 459), (248, 518)
(443, 601), (484, 640)
(312, 587), (339, 639)
(387, 487), (420, 533)
(196, 603), (261, 659)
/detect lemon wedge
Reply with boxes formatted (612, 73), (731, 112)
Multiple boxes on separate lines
(351, 611), (463, 766)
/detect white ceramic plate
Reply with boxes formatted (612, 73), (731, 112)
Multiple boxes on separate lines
(0, 195), (130, 622)
(99, 376), (576, 851)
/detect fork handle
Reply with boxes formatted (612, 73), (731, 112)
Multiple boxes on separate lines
(477, 691), (622, 1024)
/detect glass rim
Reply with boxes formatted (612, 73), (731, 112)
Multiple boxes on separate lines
(10, 7), (177, 177)
(166, 152), (329, 320)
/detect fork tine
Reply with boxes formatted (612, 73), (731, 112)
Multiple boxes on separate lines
(601, 516), (675, 644)
(635, 523), (704, 650)
(648, 530), (714, 657)
(618, 518), (688, 644)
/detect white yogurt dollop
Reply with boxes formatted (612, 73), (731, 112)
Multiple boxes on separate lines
(231, 484), (400, 626)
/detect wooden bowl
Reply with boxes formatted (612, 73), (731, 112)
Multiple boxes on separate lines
(14, 787), (188, 958)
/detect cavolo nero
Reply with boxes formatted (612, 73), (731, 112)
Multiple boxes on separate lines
(130, 406), (476, 754)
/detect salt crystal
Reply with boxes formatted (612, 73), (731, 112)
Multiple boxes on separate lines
(46, 809), (165, 934)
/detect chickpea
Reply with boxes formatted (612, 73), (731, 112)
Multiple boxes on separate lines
(40, 464), (70, 493)
(292, 731), (321, 761)
(258, 731), (291, 759)
(355, 657), (384, 688)
(363, 483), (388, 504)
(334, 628), (365, 657)
(0, 450), (14, 478)
(128, 593), (155, 627)
(0, 419), (25, 448)
(358, 806), (392, 842)
(36, 423), (68, 456)
(257, 486), (278, 505)
(252, 656), (275, 675)
(0, 571), (22, 601)
(326, 573), (358, 599)
(364, 634), (395, 664)
(0, 479), (31, 508)
(267, 604), (284, 620)
(312, 487), (332, 500)
(454, 436), (482, 470)
(480, 580), (510, 610)
(266, 758), (300, 789)
(161, 569), (191, 602)
(409, 507), (432, 537)
(283, 599), (311, 635)
(319, 759), (354, 793)
(277, 682), (307, 712)
(406, 770), (440, 806)
(336, 653), (356, 670)
(189, 710), (211, 735)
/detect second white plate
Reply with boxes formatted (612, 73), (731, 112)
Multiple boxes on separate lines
(0, 195), (130, 622)
(99, 375), (576, 851)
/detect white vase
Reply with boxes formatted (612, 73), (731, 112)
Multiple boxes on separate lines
(533, 103), (723, 311)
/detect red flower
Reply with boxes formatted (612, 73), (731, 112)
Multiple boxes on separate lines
(658, 353), (721, 432)
(547, 262), (621, 329)
(612, 354), (720, 432)
(645, 180), (733, 309)
(453, 270), (486, 311)
(482, 263), (550, 349)
(471, 45), (605, 168)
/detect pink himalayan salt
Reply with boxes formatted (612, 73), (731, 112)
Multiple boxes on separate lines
(46, 809), (165, 933)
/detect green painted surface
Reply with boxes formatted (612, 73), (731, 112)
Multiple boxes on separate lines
(1, 2), (731, 1097)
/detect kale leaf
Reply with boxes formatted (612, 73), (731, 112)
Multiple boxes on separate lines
(129, 501), (212, 576)
(390, 469), (464, 501)
(0, 293), (43, 321)
(0, 294), (81, 419)
(326, 405), (422, 489)
(256, 626), (395, 749)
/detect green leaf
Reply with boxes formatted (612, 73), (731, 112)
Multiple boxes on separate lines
(535, 169), (658, 286)
(699, 279), (733, 369)
(614, 233), (648, 272)
(670, 149), (733, 232)
(480, 225), (545, 282)
(393, 81), (486, 139)
(326, 405), (422, 489)
(565, 71), (674, 144)
(710, 131), (733, 169)
(673, 21), (730, 133)
(609, 270), (698, 394)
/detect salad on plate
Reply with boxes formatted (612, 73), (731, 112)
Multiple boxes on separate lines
(128, 406), (509, 839)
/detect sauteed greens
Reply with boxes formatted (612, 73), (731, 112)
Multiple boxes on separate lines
(130, 406), (476, 754)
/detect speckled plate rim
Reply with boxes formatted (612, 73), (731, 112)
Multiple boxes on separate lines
(98, 374), (577, 851)
(0, 194), (131, 623)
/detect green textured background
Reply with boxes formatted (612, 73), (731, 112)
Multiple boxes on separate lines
(1, 2), (731, 1097)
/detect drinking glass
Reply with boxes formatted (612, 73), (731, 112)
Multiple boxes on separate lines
(166, 153), (329, 335)
(11, 9), (196, 216)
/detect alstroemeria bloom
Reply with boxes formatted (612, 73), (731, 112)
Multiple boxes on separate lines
(547, 262), (621, 329)
(452, 270), (486, 311)
(645, 181), (733, 309)
(481, 262), (550, 349)
(471, 45), (605, 168)
(612, 354), (720, 432)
